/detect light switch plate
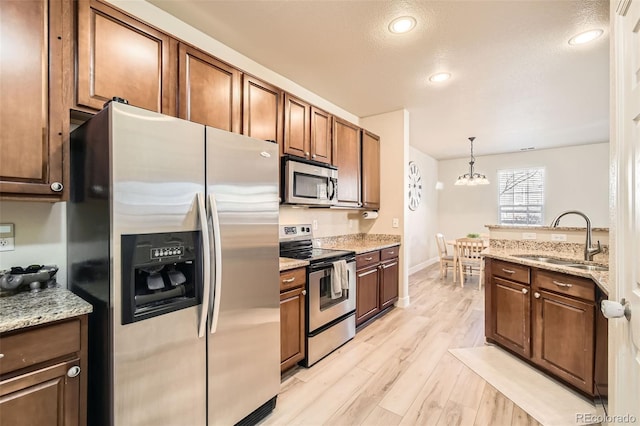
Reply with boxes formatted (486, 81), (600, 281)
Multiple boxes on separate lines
(392, 218), (399, 228)
(0, 223), (15, 252)
(551, 233), (567, 242)
(522, 232), (537, 240)
(312, 219), (318, 230)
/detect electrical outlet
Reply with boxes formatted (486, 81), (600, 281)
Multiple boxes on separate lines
(522, 232), (537, 240)
(0, 223), (15, 252)
(392, 218), (399, 228)
(312, 219), (318, 231)
(551, 233), (567, 242)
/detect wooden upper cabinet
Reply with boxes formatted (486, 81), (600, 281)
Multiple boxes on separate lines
(0, 0), (69, 200)
(76, 0), (177, 115)
(242, 75), (283, 145)
(361, 130), (380, 209)
(310, 107), (332, 164)
(283, 93), (310, 159)
(178, 43), (241, 132)
(332, 117), (361, 206)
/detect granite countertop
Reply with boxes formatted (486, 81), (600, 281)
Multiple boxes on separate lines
(0, 286), (93, 334)
(320, 234), (401, 254)
(483, 247), (609, 295)
(279, 257), (309, 272)
(485, 224), (609, 232)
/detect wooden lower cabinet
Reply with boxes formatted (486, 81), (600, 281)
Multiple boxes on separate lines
(356, 247), (400, 327)
(485, 258), (605, 397)
(356, 265), (380, 325)
(279, 267), (306, 372)
(490, 277), (531, 358)
(532, 289), (595, 393)
(0, 316), (88, 426)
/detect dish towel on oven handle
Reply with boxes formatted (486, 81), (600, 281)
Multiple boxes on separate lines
(330, 260), (348, 299)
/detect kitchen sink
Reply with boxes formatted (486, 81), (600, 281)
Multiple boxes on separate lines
(512, 254), (608, 272)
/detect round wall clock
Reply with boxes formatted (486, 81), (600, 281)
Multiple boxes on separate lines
(408, 161), (422, 211)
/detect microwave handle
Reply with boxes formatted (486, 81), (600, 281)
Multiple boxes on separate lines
(328, 178), (337, 200)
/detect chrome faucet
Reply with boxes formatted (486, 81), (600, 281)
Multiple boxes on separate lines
(550, 210), (602, 261)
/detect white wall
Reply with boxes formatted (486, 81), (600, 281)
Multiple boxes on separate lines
(438, 143), (610, 240)
(0, 202), (67, 286)
(360, 109), (409, 306)
(407, 147), (439, 272)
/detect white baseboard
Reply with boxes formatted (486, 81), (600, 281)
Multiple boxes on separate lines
(408, 257), (439, 275)
(395, 295), (410, 308)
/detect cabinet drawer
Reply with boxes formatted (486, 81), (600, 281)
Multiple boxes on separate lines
(380, 246), (399, 261)
(492, 260), (530, 284)
(356, 251), (380, 270)
(534, 269), (595, 302)
(280, 267), (306, 292)
(0, 319), (81, 375)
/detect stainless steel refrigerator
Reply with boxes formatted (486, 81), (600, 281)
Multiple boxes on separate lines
(68, 101), (280, 425)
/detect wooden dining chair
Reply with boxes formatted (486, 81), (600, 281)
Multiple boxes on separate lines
(435, 233), (455, 280)
(454, 238), (485, 290)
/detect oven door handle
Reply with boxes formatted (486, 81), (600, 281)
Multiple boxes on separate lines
(308, 257), (355, 271)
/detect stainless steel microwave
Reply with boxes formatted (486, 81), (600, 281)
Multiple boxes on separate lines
(282, 156), (338, 206)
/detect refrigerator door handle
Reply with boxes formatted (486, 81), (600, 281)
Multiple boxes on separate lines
(197, 192), (211, 338)
(208, 193), (223, 334)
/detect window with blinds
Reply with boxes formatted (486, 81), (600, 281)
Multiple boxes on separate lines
(498, 167), (545, 225)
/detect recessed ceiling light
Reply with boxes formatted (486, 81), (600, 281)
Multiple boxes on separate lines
(568, 29), (604, 45)
(429, 72), (451, 83)
(388, 16), (416, 34)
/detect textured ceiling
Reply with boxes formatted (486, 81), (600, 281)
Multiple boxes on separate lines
(146, 0), (609, 160)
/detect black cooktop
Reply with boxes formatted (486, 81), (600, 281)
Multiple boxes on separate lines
(279, 239), (354, 263)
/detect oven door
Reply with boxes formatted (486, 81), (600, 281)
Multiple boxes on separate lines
(308, 259), (356, 332)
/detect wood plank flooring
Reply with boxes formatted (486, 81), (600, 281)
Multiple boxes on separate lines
(262, 264), (542, 426)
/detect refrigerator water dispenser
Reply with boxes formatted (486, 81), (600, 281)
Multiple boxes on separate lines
(121, 231), (202, 324)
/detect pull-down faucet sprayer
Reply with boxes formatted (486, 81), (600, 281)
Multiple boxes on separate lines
(550, 210), (602, 261)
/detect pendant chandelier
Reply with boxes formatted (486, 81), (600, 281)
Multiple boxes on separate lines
(454, 137), (490, 186)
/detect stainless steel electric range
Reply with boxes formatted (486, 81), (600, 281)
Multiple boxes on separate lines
(279, 224), (356, 367)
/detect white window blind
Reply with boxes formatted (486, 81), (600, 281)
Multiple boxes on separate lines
(498, 167), (545, 225)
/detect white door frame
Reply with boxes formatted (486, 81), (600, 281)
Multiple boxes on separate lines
(609, 0), (640, 424)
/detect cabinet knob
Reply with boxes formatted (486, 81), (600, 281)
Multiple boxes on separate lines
(67, 366), (81, 378)
(50, 182), (64, 192)
(522, 288), (528, 294)
(312, 154), (316, 158)
(301, 290), (307, 296)
(534, 292), (541, 299)
(305, 151), (310, 157)
(0, 353), (4, 359)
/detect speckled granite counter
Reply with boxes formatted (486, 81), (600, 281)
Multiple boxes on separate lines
(319, 234), (401, 254)
(0, 286), (93, 333)
(279, 257), (309, 272)
(483, 247), (609, 295)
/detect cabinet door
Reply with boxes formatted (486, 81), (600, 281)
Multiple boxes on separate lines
(0, 0), (68, 200)
(280, 287), (305, 372)
(283, 94), (310, 159)
(76, 0), (177, 114)
(361, 130), (380, 209)
(490, 277), (531, 358)
(310, 106), (332, 164)
(242, 75), (283, 145)
(332, 117), (361, 206)
(0, 358), (81, 426)
(380, 258), (399, 310)
(356, 266), (380, 326)
(178, 43), (241, 132)
(533, 289), (594, 394)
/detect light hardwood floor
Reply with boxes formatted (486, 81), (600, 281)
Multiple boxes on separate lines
(262, 264), (542, 426)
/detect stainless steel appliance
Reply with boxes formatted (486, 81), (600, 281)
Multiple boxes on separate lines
(282, 156), (338, 206)
(279, 225), (356, 367)
(67, 101), (280, 426)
